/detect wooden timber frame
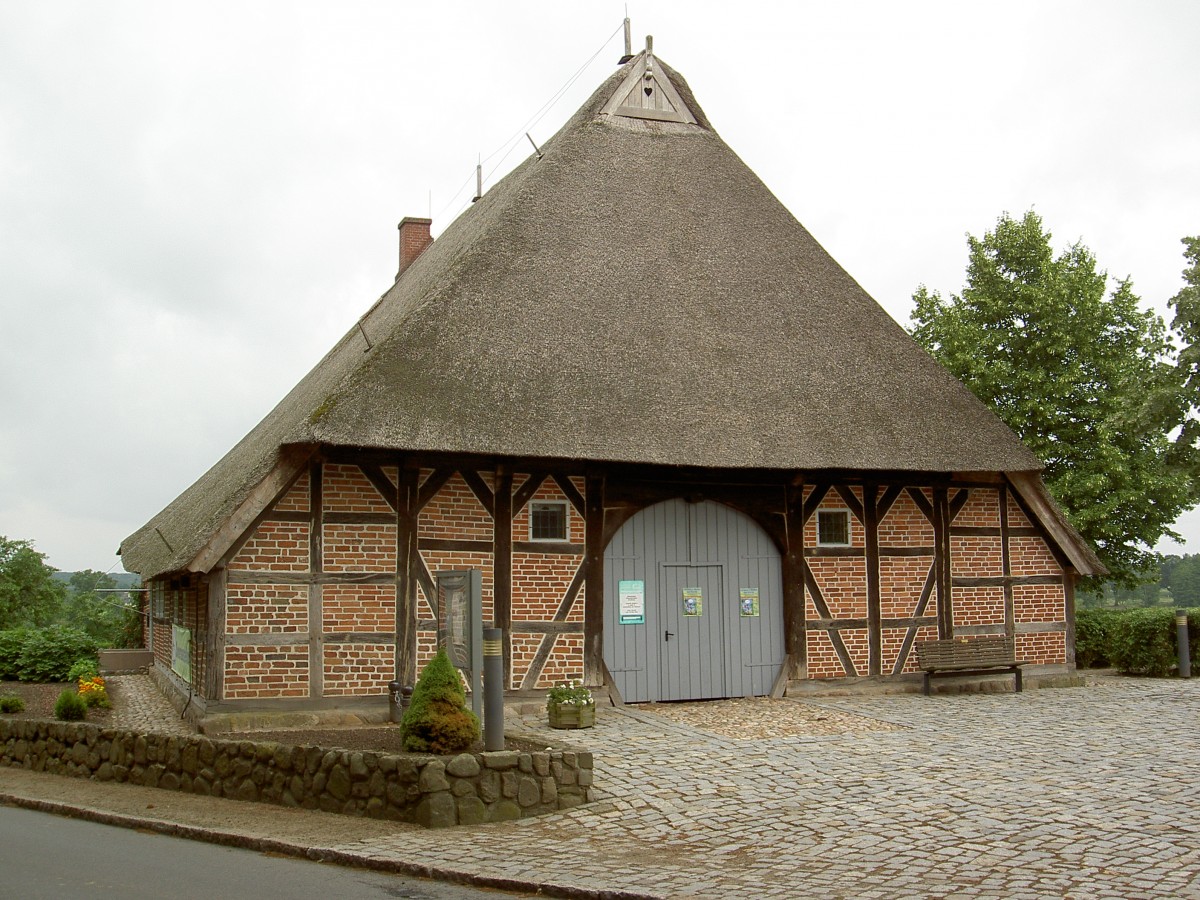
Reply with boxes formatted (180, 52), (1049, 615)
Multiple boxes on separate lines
(181, 448), (1079, 707)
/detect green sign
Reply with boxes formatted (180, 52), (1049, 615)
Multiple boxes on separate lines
(682, 587), (703, 616)
(619, 579), (645, 624)
(171, 625), (191, 682)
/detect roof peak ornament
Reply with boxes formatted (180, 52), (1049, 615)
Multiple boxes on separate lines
(601, 35), (697, 125)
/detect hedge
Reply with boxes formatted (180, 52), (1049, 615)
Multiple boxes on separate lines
(0, 626), (98, 682)
(1076, 607), (1199, 677)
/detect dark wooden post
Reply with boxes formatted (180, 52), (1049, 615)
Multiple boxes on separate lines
(864, 482), (882, 676)
(933, 486), (952, 638)
(203, 567), (226, 702)
(396, 464), (420, 686)
(1000, 483), (1015, 639)
(583, 473), (606, 686)
(493, 468), (513, 689)
(307, 460), (324, 698)
(782, 480), (806, 680)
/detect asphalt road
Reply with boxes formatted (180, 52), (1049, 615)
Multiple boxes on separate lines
(0, 806), (534, 900)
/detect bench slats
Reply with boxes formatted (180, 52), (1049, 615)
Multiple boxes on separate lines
(915, 637), (1024, 695)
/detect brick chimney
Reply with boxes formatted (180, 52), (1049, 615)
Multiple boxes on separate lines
(396, 217), (433, 280)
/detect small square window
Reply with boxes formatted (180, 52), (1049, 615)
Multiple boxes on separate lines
(817, 510), (850, 546)
(529, 501), (568, 541)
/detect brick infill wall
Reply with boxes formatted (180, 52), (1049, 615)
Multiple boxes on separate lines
(0, 719), (593, 828)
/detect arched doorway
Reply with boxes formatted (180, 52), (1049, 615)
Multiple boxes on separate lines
(602, 499), (785, 702)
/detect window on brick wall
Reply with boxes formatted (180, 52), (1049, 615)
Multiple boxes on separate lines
(529, 500), (568, 541)
(151, 581), (164, 619)
(817, 509), (851, 546)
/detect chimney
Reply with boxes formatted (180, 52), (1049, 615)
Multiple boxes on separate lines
(396, 217), (433, 280)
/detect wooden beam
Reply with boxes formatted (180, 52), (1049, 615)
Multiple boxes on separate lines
(511, 472), (547, 515)
(552, 474), (586, 518)
(308, 460), (324, 699)
(460, 469), (495, 518)
(359, 463), (399, 513)
(1000, 483), (1015, 640)
(189, 444), (316, 573)
(203, 567), (226, 702)
(782, 483), (806, 680)
(493, 469), (513, 688)
(396, 466), (420, 686)
(934, 486), (952, 638)
(583, 473), (606, 686)
(864, 483), (882, 676)
(417, 468), (454, 512)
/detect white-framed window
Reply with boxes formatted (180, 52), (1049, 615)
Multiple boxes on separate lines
(151, 581), (165, 619)
(817, 509), (851, 547)
(529, 500), (568, 541)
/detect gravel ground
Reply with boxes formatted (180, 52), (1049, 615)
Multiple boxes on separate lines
(638, 696), (904, 738)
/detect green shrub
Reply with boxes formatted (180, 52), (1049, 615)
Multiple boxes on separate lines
(1076, 607), (1200, 676)
(67, 657), (99, 682)
(0, 628), (31, 680)
(1075, 609), (1118, 669)
(400, 648), (480, 754)
(53, 688), (87, 721)
(0, 695), (24, 713)
(11, 626), (98, 682)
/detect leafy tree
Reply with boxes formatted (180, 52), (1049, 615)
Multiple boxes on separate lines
(910, 211), (1194, 587)
(1168, 236), (1200, 456)
(61, 569), (140, 646)
(1166, 553), (1200, 605)
(0, 536), (65, 629)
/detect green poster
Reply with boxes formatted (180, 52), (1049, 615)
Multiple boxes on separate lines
(682, 587), (703, 616)
(740, 588), (760, 617)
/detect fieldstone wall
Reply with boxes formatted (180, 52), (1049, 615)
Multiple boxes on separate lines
(0, 719), (593, 828)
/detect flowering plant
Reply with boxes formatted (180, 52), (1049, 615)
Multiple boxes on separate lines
(78, 675), (111, 709)
(546, 679), (594, 708)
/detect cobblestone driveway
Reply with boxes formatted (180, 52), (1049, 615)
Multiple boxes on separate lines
(486, 678), (1200, 898)
(7, 676), (1200, 898)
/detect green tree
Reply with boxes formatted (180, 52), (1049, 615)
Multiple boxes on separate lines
(0, 536), (65, 629)
(910, 211), (1194, 587)
(61, 570), (140, 647)
(1166, 553), (1200, 604)
(1168, 236), (1200, 457)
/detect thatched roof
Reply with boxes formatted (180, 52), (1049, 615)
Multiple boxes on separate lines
(122, 51), (1070, 579)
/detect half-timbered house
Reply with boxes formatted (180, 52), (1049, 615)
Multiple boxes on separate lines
(120, 44), (1103, 723)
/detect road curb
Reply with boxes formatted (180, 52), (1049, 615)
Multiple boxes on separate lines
(0, 790), (659, 900)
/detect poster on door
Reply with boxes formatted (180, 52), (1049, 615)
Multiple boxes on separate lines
(618, 579), (645, 624)
(739, 588), (760, 617)
(682, 587), (703, 616)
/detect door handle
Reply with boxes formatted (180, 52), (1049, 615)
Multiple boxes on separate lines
(664, 630), (674, 641)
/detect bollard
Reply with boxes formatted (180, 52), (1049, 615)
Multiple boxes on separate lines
(1177, 610), (1191, 679)
(483, 627), (505, 751)
(388, 680), (404, 723)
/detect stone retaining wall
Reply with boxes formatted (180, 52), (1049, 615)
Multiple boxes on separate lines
(0, 719), (593, 828)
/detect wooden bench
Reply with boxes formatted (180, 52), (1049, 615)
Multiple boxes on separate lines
(915, 636), (1024, 695)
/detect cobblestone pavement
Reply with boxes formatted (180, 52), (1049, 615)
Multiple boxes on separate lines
(105, 674), (196, 736)
(4, 675), (1200, 898)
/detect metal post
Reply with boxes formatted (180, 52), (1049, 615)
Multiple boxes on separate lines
(483, 627), (505, 751)
(1177, 610), (1191, 679)
(388, 680), (404, 723)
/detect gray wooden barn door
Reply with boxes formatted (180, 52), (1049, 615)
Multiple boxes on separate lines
(660, 564), (725, 700)
(603, 498), (784, 702)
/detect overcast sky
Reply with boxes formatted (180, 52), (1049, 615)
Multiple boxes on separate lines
(2, 1), (1198, 574)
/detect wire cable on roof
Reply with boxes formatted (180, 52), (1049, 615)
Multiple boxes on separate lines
(432, 19), (625, 226)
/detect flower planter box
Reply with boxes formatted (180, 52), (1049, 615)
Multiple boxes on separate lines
(548, 702), (596, 729)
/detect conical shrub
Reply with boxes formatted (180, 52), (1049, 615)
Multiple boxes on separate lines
(400, 648), (480, 753)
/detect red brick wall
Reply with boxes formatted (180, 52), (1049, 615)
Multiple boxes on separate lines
(323, 463), (394, 513)
(419, 471), (492, 540)
(323, 584), (395, 633)
(224, 645), (308, 699)
(322, 643), (395, 696)
(230, 521), (309, 571)
(226, 584), (308, 633)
